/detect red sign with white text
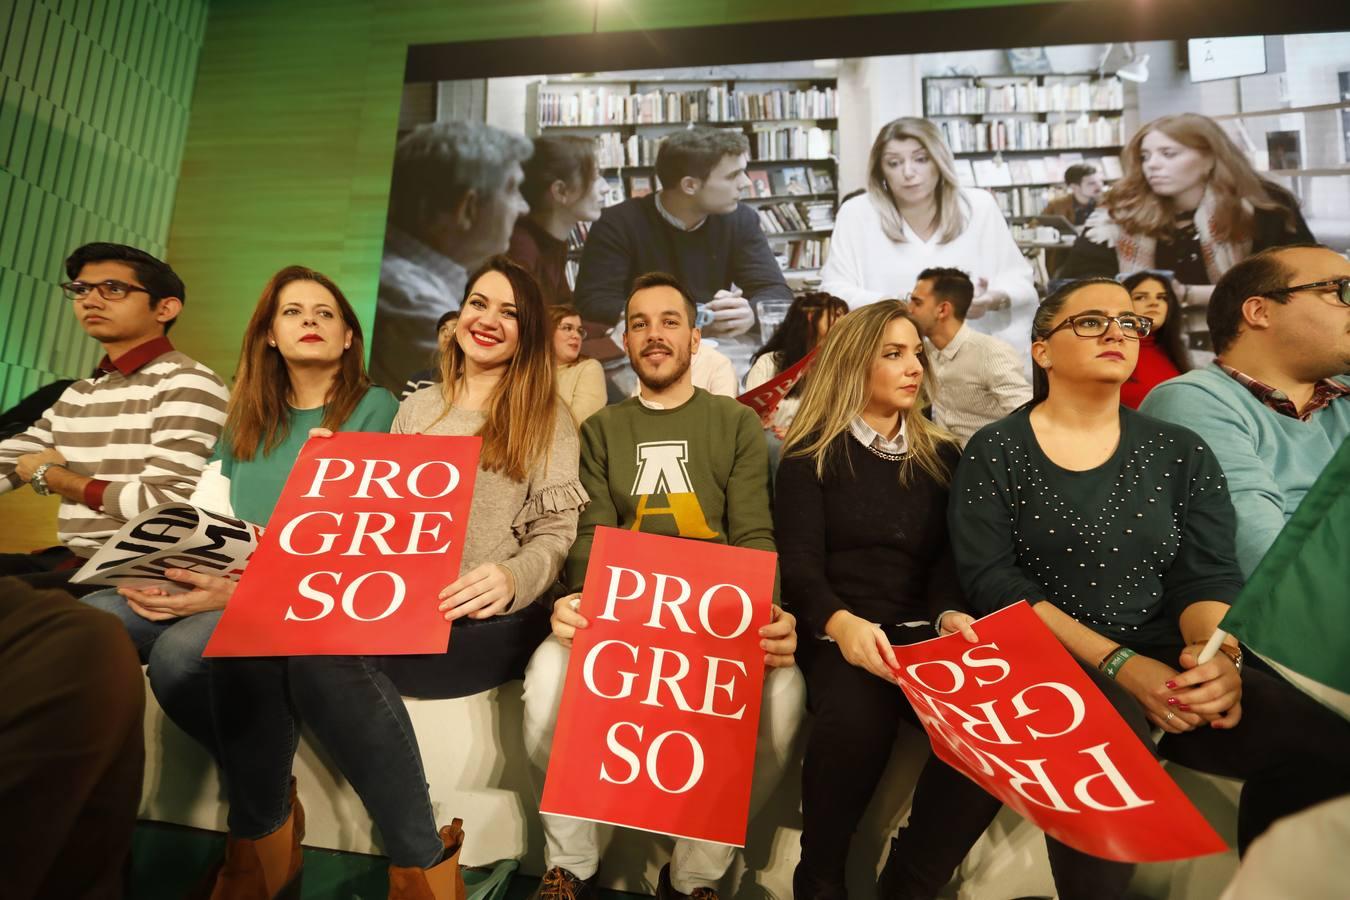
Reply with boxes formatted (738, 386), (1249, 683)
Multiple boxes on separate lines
(540, 527), (776, 846)
(205, 433), (480, 657)
(736, 348), (816, 418)
(890, 602), (1226, 863)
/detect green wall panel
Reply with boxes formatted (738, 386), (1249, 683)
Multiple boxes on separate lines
(0, 0), (210, 408)
(164, 0), (1062, 381)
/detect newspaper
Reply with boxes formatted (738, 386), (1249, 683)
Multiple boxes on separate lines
(71, 502), (264, 593)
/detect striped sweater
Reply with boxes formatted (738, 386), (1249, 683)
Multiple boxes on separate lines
(0, 342), (229, 555)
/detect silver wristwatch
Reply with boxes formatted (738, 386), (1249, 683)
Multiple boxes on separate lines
(30, 462), (57, 496)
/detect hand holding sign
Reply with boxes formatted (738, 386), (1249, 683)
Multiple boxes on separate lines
(205, 432), (480, 657)
(541, 527), (778, 847)
(888, 602), (1226, 863)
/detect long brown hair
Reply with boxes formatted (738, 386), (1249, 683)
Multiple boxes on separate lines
(1105, 113), (1298, 242)
(783, 300), (956, 487)
(225, 266), (372, 461)
(434, 255), (560, 481)
(1119, 270), (1193, 375)
(866, 118), (966, 244)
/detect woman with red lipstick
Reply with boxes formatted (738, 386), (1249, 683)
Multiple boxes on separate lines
(945, 278), (1350, 898)
(774, 301), (1000, 899)
(548, 303), (606, 422)
(1118, 270), (1192, 408)
(206, 257), (584, 899)
(1057, 114), (1314, 350)
(82, 266), (397, 770)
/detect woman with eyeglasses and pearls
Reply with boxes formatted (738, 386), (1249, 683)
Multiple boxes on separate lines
(549, 303), (606, 422)
(945, 278), (1350, 898)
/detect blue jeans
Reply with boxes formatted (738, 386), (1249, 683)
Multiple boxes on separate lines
(210, 603), (547, 867)
(81, 588), (221, 757)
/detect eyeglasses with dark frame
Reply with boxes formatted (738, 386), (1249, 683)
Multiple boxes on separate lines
(1039, 313), (1153, 340)
(60, 280), (155, 302)
(1263, 278), (1350, 307)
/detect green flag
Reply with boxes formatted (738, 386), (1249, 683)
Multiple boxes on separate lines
(1220, 437), (1350, 721)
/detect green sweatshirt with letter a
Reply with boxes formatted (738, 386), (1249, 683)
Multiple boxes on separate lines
(566, 389), (775, 591)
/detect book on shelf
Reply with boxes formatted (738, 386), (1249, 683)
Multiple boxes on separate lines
(953, 159), (977, 188)
(924, 76), (1124, 117)
(936, 115), (1123, 154)
(755, 126), (837, 161)
(1100, 155), (1123, 180)
(772, 236), (831, 272)
(808, 167), (835, 193)
(567, 222), (592, 253)
(754, 200), (835, 235)
(602, 176), (625, 207)
(747, 170), (772, 198)
(770, 166), (811, 196)
(628, 174), (654, 198)
(1026, 157), (1050, 184)
(592, 127), (837, 168)
(536, 84), (837, 128)
(1008, 159), (1034, 185)
(972, 158), (1013, 188)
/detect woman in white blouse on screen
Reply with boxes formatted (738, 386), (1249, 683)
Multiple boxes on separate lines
(821, 117), (1037, 366)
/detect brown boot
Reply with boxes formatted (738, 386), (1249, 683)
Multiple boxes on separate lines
(388, 820), (467, 900)
(208, 782), (305, 900)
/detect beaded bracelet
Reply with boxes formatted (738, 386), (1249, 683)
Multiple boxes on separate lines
(1099, 647), (1136, 680)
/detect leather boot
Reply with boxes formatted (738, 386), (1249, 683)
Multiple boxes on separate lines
(388, 819), (467, 900)
(208, 780), (305, 900)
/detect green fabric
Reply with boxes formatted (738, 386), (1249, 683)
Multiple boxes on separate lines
(566, 389), (775, 592)
(215, 386), (398, 526)
(1221, 437), (1350, 696)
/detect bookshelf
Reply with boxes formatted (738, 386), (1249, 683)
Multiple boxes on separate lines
(529, 77), (840, 280)
(922, 73), (1129, 218)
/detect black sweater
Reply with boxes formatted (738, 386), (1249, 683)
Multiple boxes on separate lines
(774, 433), (965, 637)
(573, 194), (792, 327)
(949, 406), (1245, 660)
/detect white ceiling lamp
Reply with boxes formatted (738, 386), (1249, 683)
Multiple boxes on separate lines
(1097, 42), (1151, 83)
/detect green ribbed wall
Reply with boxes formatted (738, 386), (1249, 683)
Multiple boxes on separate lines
(0, 0), (209, 409)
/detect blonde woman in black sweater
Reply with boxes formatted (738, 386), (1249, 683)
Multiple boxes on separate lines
(775, 300), (998, 899)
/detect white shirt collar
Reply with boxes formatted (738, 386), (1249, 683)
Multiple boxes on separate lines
(935, 322), (971, 361)
(655, 192), (706, 232)
(849, 415), (909, 455)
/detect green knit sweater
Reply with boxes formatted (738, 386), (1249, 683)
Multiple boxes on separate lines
(566, 389), (775, 591)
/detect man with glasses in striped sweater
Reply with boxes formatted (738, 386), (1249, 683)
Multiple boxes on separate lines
(0, 242), (229, 590)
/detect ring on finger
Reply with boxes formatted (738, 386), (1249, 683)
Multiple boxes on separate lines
(1165, 711), (1176, 722)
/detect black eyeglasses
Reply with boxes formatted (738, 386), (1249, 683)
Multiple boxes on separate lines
(1040, 313), (1153, 340)
(1263, 278), (1350, 307)
(60, 280), (154, 302)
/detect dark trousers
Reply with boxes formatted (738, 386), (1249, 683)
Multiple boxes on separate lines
(0, 546), (98, 595)
(0, 577), (145, 900)
(212, 602), (549, 868)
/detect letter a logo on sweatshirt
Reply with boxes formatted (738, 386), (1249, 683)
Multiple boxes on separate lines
(629, 441), (719, 539)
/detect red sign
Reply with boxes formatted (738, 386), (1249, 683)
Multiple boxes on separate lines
(736, 348), (817, 418)
(540, 527), (776, 847)
(205, 433), (480, 657)
(889, 602), (1226, 863)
